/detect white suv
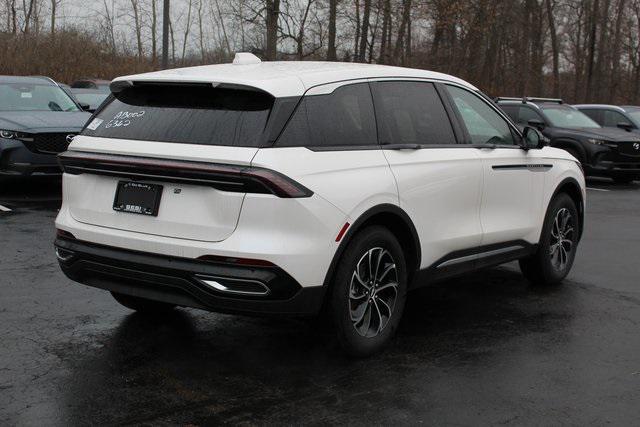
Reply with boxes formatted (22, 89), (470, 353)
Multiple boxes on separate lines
(55, 54), (585, 356)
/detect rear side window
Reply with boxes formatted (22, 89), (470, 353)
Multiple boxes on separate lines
(371, 81), (456, 145)
(276, 83), (376, 148)
(83, 85), (274, 147)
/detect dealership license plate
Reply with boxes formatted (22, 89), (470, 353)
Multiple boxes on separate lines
(113, 181), (163, 216)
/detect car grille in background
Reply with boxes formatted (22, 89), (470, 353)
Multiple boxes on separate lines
(21, 133), (75, 154)
(616, 141), (640, 157)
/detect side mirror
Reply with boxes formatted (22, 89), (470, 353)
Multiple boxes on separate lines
(617, 122), (634, 132)
(522, 126), (546, 150)
(528, 118), (545, 130)
(78, 102), (91, 111)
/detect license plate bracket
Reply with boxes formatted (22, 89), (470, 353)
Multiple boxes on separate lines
(113, 181), (163, 216)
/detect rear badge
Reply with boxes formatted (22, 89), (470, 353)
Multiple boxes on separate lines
(173, 188), (182, 194)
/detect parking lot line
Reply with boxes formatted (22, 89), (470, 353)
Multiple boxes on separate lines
(586, 187), (610, 192)
(0, 204), (12, 212)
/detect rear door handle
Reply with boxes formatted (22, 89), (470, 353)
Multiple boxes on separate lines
(381, 143), (422, 150)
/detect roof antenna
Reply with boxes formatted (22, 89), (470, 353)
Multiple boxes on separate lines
(233, 53), (262, 65)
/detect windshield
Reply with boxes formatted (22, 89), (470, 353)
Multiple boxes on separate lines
(543, 106), (600, 128)
(82, 85), (273, 147)
(0, 83), (80, 112)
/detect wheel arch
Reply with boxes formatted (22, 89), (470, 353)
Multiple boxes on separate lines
(549, 177), (585, 241)
(322, 204), (421, 288)
(551, 138), (587, 163)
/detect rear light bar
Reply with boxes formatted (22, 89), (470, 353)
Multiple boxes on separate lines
(58, 151), (312, 198)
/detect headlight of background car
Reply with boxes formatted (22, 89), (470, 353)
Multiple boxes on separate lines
(0, 130), (18, 139)
(586, 138), (607, 145)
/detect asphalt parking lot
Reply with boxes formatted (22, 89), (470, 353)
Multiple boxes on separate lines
(1, 177), (640, 425)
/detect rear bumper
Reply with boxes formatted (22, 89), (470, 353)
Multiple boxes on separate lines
(55, 237), (326, 316)
(0, 139), (60, 177)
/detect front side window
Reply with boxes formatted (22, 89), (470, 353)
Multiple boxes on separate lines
(371, 81), (456, 145)
(518, 106), (544, 125)
(499, 105), (519, 123)
(82, 85), (273, 147)
(276, 83), (376, 148)
(542, 106), (600, 129)
(447, 85), (516, 145)
(0, 82), (79, 112)
(603, 110), (631, 128)
(580, 109), (602, 124)
(626, 109), (640, 125)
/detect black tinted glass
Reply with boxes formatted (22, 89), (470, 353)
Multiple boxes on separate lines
(499, 105), (518, 122)
(581, 109), (602, 124)
(602, 110), (628, 127)
(277, 83), (376, 147)
(83, 85), (273, 147)
(518, 106), (543, 124)
(372, 82), (456, 145)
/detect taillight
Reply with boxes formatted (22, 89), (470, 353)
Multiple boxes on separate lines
(58, 151), (313, 198)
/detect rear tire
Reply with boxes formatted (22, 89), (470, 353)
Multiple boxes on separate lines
(519, 193), (579, 286)
(111, 292), (176, 313)
(330, 226), (407, 357)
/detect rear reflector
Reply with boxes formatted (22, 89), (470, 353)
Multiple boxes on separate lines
(56, 229), (76, 239)
(197, 254), (276, 268)
(58, 151), (313, 198)
(335, 222), (350, 242)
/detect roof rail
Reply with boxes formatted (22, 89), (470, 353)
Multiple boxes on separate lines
(525, 97), (563, 104)
(495, 96), (563, 104)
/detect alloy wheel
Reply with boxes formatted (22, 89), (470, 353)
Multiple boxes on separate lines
(348, 247), (398, 338)
(550, 207), (574, 271)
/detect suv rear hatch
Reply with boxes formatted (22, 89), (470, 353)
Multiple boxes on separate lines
(61, 83), (283, 242)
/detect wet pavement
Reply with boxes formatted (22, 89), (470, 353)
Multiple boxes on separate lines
(1, 177), (640, 425)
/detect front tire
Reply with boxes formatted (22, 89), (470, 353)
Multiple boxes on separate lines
(519, 193), (579, 286)
(111, 292), (176, 313)
(330, 226), (407, 357)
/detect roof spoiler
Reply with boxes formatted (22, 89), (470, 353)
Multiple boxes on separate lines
(495, 96), (563, 104)
(109, 79), (270, 95)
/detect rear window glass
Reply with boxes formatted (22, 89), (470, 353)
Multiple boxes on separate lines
(276, 83), (377, 148)
(83, 85), (274, 147)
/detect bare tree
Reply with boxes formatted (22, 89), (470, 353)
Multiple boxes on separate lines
(327, 0), (338, 60)
(266, 0), (280, 59)
(151, 0), (157, 66)
(131, 0), (144, 59)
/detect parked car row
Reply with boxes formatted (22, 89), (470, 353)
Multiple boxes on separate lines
(496, 97), (640, 184)
(0, 76), (109, 178)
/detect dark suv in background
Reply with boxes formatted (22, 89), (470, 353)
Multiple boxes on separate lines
(0, 76), (91, 178)
(496, 97), (640, 183)
(574, 104), (640, 135)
